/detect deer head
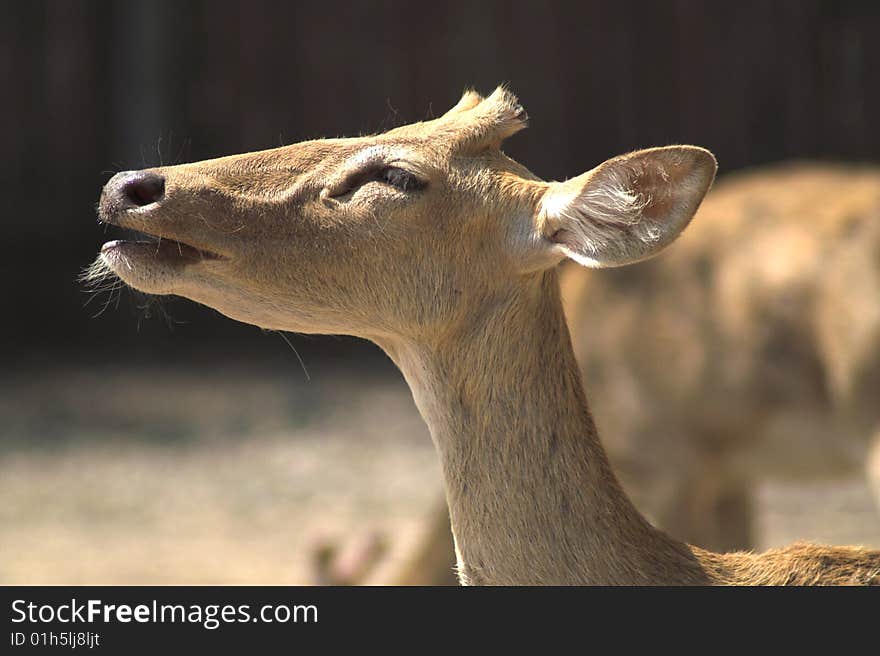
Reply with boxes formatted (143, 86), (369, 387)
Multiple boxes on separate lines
(95, 87), (716, 343)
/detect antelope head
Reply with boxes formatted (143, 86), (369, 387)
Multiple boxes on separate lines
(94, 87), (716, 343)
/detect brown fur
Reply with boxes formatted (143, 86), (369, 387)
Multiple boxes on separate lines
(324, 162), (880, 584)
(94, 88), (880, 585)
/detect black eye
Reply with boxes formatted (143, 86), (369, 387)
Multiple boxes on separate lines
(376, 166), (426, 192)
(326, 164), (427, 199)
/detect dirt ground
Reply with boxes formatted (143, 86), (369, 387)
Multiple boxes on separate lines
(2, 358), (879, 584)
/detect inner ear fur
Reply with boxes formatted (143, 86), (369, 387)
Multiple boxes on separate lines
(541, 146), (717, 267)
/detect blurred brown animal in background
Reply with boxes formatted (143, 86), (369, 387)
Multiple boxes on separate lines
(312, 499), (459, 586)
(316, 162), (880, 584)
(93, 87), (880, 584)
(566, 162), (880, 551)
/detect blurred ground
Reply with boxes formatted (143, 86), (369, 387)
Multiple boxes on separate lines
(1, 357), (879, 584)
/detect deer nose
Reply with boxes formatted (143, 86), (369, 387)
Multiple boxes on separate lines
(103, 170), (166, 212)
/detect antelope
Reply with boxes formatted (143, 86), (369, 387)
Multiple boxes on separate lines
(320, 162), (880, 585)
(90, 87), (880, 584)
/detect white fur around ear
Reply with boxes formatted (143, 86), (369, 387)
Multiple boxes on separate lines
(540, 146), (717, 268)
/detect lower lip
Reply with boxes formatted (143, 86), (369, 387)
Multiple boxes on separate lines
(101, 240), (125, 253)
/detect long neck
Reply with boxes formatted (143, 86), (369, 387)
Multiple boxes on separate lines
(380, 269), (709, 585)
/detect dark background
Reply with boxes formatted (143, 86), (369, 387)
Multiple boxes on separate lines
(3, 0), (879, 361)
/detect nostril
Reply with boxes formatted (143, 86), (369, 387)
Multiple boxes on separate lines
(122, 172), (165, 207)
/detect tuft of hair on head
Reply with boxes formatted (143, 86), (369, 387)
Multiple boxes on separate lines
(436, 85), (529, 153)
(444, 88), (485, 115)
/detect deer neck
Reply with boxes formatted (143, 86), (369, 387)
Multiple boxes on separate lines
(378, 268), (708, 585)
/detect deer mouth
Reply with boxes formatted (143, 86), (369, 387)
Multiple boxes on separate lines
(100, 228), (224, 265)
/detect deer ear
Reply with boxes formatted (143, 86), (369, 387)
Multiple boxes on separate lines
(539, 146), (716, 268)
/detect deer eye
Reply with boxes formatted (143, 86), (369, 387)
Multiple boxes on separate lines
(375, 166), (426, 192)
(325, 163), (427, 199)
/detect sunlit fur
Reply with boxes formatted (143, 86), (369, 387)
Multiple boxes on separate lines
(541, 147), (715, 267)
(94, 88), (880, 585)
